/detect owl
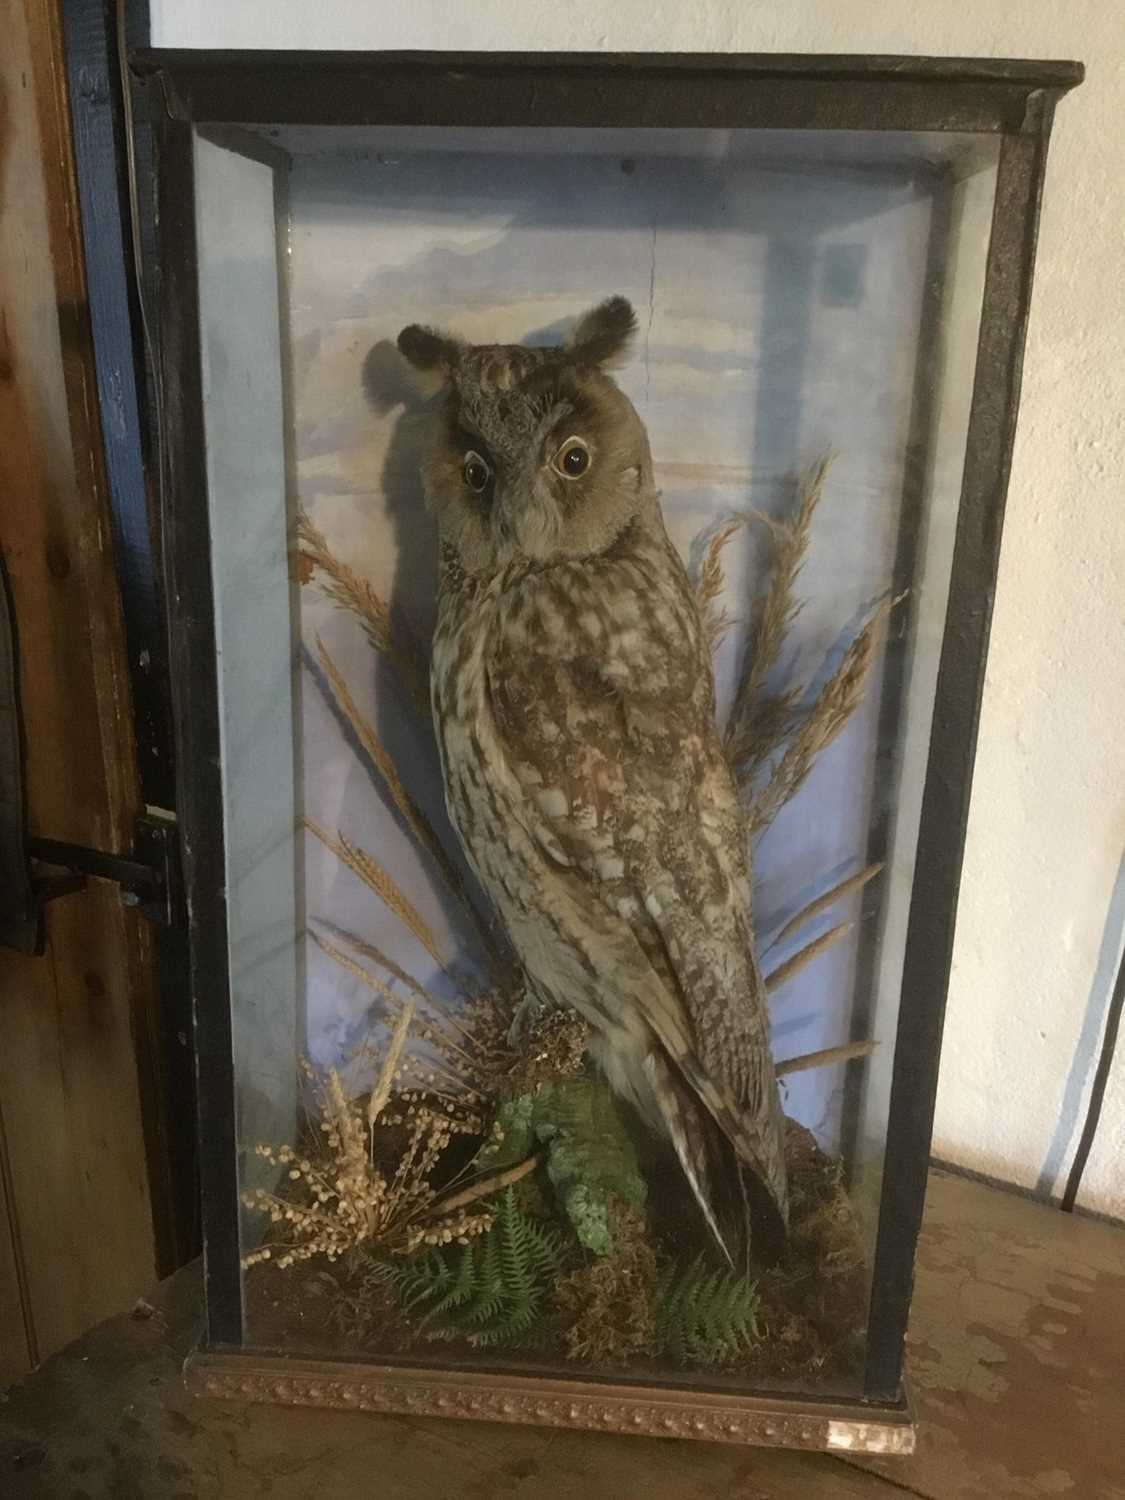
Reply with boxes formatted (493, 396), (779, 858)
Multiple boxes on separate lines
(398, 296), (788, 1260)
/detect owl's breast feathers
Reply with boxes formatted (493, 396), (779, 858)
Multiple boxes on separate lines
(432, 527), (789, 1248)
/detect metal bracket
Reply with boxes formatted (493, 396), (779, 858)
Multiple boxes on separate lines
(2, 546), (184, 952)
(26, 813), (184, 930)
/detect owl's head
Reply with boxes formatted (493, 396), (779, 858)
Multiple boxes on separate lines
(397, 297), (654, 572)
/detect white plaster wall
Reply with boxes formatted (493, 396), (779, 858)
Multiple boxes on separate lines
(152, 0), (1125, 1219)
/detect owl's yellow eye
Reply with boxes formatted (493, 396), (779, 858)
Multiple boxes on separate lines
(553, 437), (591, 479)
(463, 451), (491, 493)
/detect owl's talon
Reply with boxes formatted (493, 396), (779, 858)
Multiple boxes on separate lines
(507, 992), (546, 1051)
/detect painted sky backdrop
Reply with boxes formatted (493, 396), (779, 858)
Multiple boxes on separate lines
(197, 127), (994, 1211)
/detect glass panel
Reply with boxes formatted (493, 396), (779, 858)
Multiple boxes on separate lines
(195, 124), (999, 1393)
(194, 132), (301, 1271)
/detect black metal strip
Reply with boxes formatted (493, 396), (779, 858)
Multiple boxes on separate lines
(130, 49), (1082, 134)
(863, 101), (1059, 1401)
(155, 115), (243, 1347)
(26, 836), (155, 890)
(123, 0), (150, 52)
(131, 48), (1085, 87)
(60, 0), (174, 812)
(62, 0), (198, 1280)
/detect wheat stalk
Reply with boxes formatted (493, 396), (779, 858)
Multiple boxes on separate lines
(726, 457), (832, 776)
(368, 998), (416, 1141)
(747, 595), (893, 837)
(309, 928), (478, 1069)
(775, 1040), (876, 1077)
(765, 863), (883, 952)
(315, 920), (509, 1058)
(316, 635), (425, 840)
(315, 931), (478, 1055)
(764, 922), (853, 993)
(306, 820), (451, 973)
(298, 509), (430, 714)
(315, 920), (441, 1010)
(315, 636), (500, 965)
(695, 516), (746, 653)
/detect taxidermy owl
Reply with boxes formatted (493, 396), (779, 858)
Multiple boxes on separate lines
(398, 296), (788, 1260)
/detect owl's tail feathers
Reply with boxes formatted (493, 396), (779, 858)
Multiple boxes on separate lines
(644, 1051), (732, 1265)
(643, 1053), (787, 1269)
(734, 1151), (789, 1267)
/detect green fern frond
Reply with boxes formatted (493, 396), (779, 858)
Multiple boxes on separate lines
(429, 1248), (478, 1317)
(653, 1256), (761, 1366)
(500, 1188), (537, 1297)
(383, 1189), (565, 1349)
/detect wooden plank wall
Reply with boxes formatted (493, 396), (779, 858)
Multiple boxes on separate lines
(0, 1108), (32, 1377)
(0, 0), (164, 1381)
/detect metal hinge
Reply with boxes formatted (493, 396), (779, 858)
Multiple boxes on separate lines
(27, 812), (184, 930)
(2, 550), (184, 955)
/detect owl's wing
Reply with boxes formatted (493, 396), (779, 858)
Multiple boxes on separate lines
(488, 550), (788, 1242)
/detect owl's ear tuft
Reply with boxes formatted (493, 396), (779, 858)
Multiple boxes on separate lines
(397, 325), (463, 381)
(565, 296), (637, 368)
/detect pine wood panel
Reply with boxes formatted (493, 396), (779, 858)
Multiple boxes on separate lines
(0, 891), (157, 1358)
(0, 0), (161, 1369)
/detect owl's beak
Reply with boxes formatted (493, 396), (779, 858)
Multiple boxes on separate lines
(492, 473), (561, 560)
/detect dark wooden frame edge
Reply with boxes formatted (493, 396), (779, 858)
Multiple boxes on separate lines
(137, 45), (1080, 1428)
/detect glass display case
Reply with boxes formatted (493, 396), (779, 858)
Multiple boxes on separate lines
(137, 51), (1081, 1452)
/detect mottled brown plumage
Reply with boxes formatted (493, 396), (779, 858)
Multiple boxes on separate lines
(398, 297), (788, 1258)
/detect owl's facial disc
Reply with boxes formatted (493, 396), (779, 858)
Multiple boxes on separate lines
(415, 322), (652, 569)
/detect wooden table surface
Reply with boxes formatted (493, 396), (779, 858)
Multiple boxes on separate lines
(1, 1168), (1121, 1498)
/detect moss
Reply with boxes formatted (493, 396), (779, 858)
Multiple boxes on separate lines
(504, 1005), (591, 1092)
(247, 1112), (869, 1385)
(743, 1121), (869, 1382)
(493, 1073), (647, 1254)
(554, 1205), (658, 1364)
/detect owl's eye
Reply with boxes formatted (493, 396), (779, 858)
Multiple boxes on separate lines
(552, 437), (591, 480)
(463, 450), (491, 493)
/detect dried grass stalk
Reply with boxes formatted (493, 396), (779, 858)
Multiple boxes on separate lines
(306, 820), (450, 973)
(767, 863), (883, 951)
(748, 595), (893, 837)
(298, 509), (430, 714)
(432, 1154), (540, 1215)
(726, 456), (832, 776)
(316, 637), (500, 964)
(764, 922), (853, 993)
(695, 516), (746, 653)
(734, 689), (801, 788)
(775, 1040), (876, 1077)
(307, 930), (529, 1114)
(242, 1051), (495, 1267)
(316, 921), (441, 1010)
(309, 929), (480, 1086)
(368, 999), (416, 1139)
